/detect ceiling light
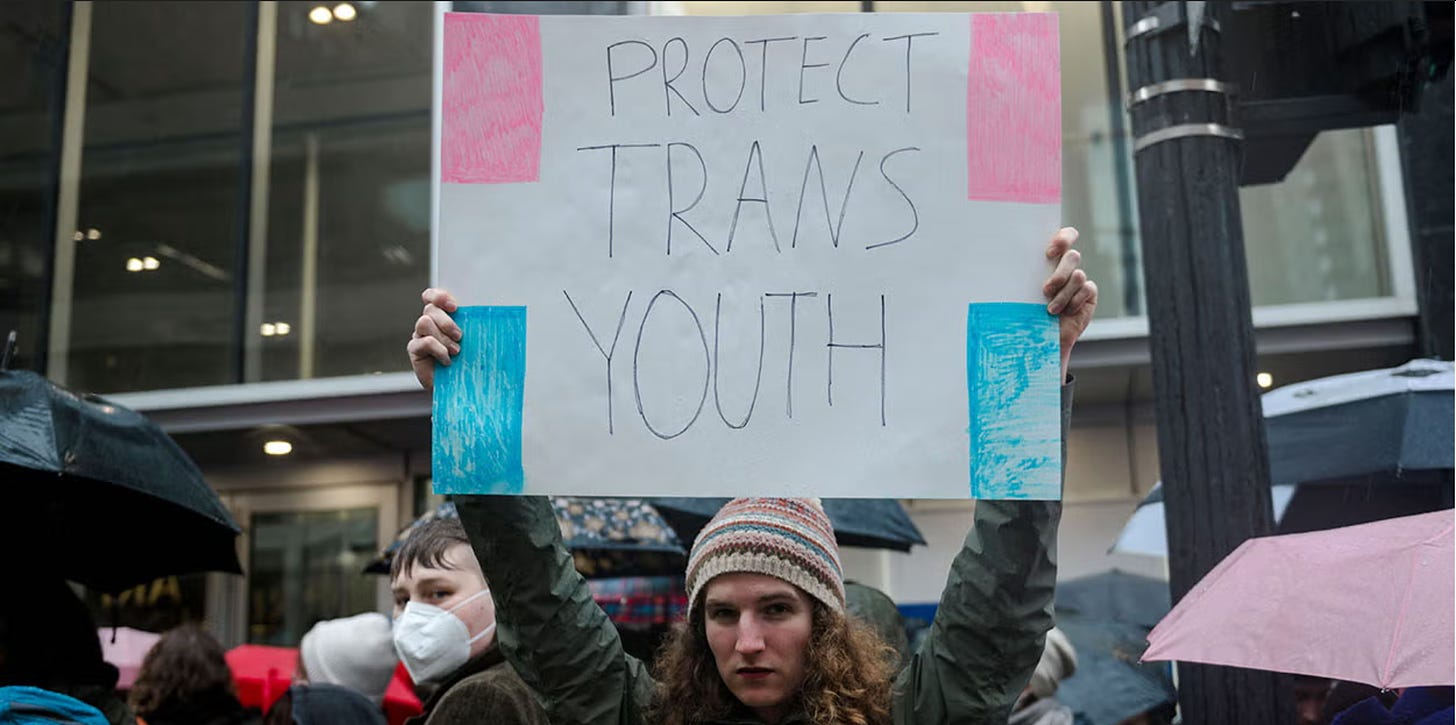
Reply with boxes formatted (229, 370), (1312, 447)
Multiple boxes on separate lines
(87, 228), (101, 240)
(126, 257), (144, 272)
(142, 256), (160, 270)
(1256, 372), (1274, 389)
(73, 231), (85, 242)
(260, 323), (276, 337)
(263, 440), (293, 456)
(274, 322), (291, 335)
(332, 3), (357, 21)
(308, 5), (333, 24)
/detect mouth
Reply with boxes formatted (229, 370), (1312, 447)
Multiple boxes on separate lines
(736, 667), (775, 680)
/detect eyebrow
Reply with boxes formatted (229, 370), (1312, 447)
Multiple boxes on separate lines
(704, 592), (801, 608)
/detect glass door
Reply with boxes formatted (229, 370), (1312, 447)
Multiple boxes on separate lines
(214, 484), (398, 647)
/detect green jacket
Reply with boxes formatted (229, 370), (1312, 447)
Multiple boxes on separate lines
(456, 383), (1072, 725)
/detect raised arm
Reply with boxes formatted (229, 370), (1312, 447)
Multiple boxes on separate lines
(891, 383), (1071, 724)
(410, 289), (655, 725)
(892, 228), (1095, 723)
(453, 496), (656, 725)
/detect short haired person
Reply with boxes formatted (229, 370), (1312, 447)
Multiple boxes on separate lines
(388, 516), (548, 725)
(407, 228), (1097, 724)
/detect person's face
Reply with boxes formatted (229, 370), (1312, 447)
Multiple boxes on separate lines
(702, 573), (814, 724)
(391, 542), (496, 657)
(1294, 679), (1331, 725)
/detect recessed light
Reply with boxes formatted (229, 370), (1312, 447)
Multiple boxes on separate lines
(308, 5), (333, 24)
(126, 258), (144, 272)
(332, 3), (357, 21)
(264, 440), (293, 456)
(1256, 372), (1273, 389)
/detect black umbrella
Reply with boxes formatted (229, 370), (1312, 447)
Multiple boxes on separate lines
(649, 498), (927, 552)
(1264, 358), (1453, 485)
(1056, 615), (1177, 725)
(1054, 570), (1177, 725)
(0, 370), (242, 592)
(1055, 569), (1169, 630)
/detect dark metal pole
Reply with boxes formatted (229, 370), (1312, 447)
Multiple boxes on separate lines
(1121, 3), (1289, 723)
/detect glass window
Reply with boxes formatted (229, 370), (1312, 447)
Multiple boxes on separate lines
(1241, 129), (1389, 306)
(66, 2), (251, 392)
(247, 507), (378, 645)
(0, 1), (67, 373)
(255, 1), (435, 381)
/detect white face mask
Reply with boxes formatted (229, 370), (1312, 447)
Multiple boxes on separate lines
(392, 588), (496, 684)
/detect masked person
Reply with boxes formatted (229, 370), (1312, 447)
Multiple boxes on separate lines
(388, 516), (548, 725)
(409, 228), (1098, 724)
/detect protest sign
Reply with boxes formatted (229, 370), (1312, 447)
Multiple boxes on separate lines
(431, 11), (1062, 499)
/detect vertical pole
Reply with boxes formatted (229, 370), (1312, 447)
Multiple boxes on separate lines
(299, 133), (320, 379)
(242, 1), (278, 383)
(1121, 3), (1289, 723)
(46, 0), (93, 385)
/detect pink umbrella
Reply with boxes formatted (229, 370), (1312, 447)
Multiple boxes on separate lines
(97, 627), (160, 690)
(1143, 510), (1454, 689)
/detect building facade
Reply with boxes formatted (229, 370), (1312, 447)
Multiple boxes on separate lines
(0, 0), (1440, 646)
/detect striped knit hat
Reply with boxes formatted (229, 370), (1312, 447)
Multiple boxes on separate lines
(686, 497), (845, 614)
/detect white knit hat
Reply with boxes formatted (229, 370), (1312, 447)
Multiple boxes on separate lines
(1028, 627), (1078, 698)
(300, 613), (398, 704)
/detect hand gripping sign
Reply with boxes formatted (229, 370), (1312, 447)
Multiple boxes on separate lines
(432, 11), (1062, 500)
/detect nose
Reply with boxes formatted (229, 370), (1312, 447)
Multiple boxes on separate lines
(735, 616), (766, 655)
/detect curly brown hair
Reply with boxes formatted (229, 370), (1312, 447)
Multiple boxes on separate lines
(650, 595), (896, 725)
(127, 624), (238, 718)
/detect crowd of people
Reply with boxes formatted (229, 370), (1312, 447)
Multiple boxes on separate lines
(3, 229), (1449, 724)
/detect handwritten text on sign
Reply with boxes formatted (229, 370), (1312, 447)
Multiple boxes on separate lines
(432, 12), (1062, 499)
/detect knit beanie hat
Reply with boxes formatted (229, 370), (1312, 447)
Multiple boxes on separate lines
(299, 613), (397, 704)
(686, 498), (845, 615)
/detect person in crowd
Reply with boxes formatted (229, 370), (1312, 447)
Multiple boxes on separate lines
(408, 228), (1097, 724)
(127, 624), (259, 725)
(388, 516), (548, 725)
(843, 581), (911, 671)
(296, 613), (397, 706)
(1009, 627), (1077, 725)
(0, 576), (135, 725)
(263, 683), (387, 725)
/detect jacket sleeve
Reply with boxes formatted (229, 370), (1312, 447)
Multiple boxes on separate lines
(454, 495), (658, 725)
(891, 381), (1072, 725)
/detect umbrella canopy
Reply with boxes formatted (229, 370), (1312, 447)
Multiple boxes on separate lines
(0, 370), (242, 592)
(1263, 359), (1453, 485)
(97, 627), (160, 690)
(364, 498), (686, 578)
(650, 497), (927, 551)
(1056, 569), (1170, 630)
(1057, 616), (1177, 725)
(1143, 510), (1456, 690)
(1053, 571), (1176, 725)
(1115, 359), (1455, 558)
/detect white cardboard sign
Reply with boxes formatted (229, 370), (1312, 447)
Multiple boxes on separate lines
(432, 11), (1063, 499)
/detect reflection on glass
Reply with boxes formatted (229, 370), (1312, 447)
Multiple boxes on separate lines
(0, 1), (66, 374)
(257, 1), (434, 381)
(248, 507), (378, 646)
(67, 2), (250, 392)
(1241, 129), (1388, 306)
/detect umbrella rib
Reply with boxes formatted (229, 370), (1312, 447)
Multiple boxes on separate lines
(1379, 544), (1425, 689)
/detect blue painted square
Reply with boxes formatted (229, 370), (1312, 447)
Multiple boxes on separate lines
(433, 306), (527, 494)
(967, 303), (1061, 500)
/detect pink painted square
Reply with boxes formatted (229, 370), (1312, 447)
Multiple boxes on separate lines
(966, 14), (1061, 204)
(441, 13), (544, 184)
